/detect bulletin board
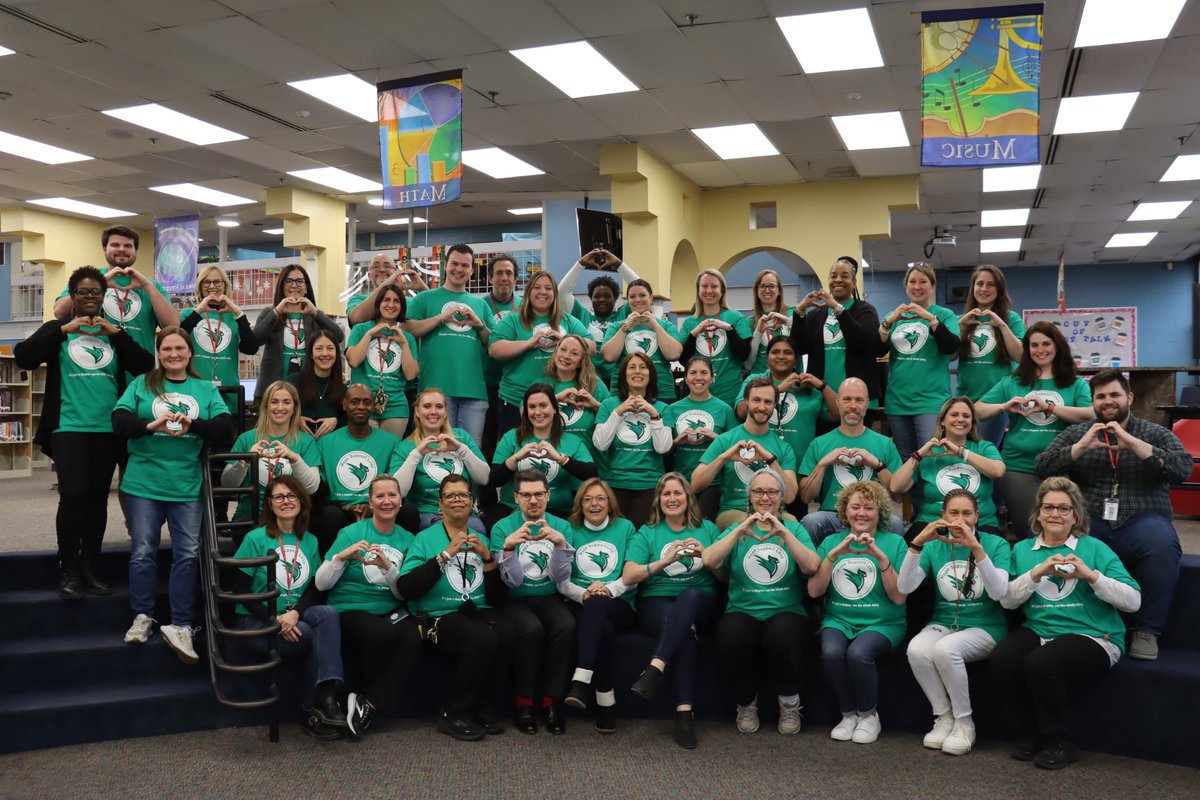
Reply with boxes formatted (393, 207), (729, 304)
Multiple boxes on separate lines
(1022, 307), (1136, 367)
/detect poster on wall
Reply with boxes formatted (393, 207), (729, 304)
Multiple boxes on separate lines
(377, 70), (463, 211)
(1023, 307), (1136, 367)
(920, 4), (1043, 167)
(153, 214), (199, 295)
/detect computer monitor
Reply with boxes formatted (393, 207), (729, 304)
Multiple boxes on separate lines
(576, 208), (622, 269)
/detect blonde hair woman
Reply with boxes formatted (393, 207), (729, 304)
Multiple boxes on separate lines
(679, 269), (752, 408)
(179, 264), (258, 412)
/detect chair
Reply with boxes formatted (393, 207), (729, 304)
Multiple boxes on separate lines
(1170, 420), (1200, 516)
(1180, 385), (1200, 406)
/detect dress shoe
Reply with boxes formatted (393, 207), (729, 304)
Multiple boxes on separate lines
(514, 705), (537, 735)
(1034, 739), (1078, 770)
(674, 710), (698, 749)
(79, 565), (111, 596)
(474, 707), (505, 735)
(437, 712), (484, 741)
(543, 702), (566, 735)
(59, 569), (84, 601)
(1011, 736), (1039, 761)
(631, 665), (663, 700)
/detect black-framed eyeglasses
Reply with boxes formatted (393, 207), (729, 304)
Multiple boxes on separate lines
(73, 288), (104, 298)
(270, 493), (299, 503)
(200, 279), (225, 289)
(1040, 504), (1074, 516)
(282, 277), (307, 287)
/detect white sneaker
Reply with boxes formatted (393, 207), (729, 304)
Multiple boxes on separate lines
(161, 624), (199, 664)
(852, 711), (881, 744)
(777, 698), (802, 735)
(735, 702), (760, 733)
(923, 713), (955, 749)
(942, 718), (976, 756)
(124, 614), (155, 644)
(831, 713), (858, 741)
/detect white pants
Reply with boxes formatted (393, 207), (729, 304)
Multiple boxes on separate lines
(906, 625), (996, 718)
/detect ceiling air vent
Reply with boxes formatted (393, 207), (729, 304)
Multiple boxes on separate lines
(209, 93), (309, 133)
(0, 3), (88, 43)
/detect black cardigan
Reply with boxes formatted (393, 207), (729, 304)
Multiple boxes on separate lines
(13, 319), (154, 458)
(789, 300), (882, 401)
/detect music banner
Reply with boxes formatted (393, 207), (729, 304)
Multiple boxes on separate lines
(920, 5), (1043, 167)
(153, 214), (199, 295)
(377, 70), (463, 210)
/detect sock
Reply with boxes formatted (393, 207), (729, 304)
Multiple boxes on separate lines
(542, 695), (555, 708)
(778, 694), (800, 706)
(572, 667), (594, 684)
(596, 690), (616, 707)
(515, 696), (534, 708)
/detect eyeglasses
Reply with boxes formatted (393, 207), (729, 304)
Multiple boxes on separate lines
(270, 493), (298, 503)
(200, 279), (225, 288)
(73, 288), (104, 298)
(282, 277), (307, 287)
(750, 488), (781, 498)
(1040, 504), (1075, 517)
(516, 490), (549, 501)
(441, 491), (472, 501)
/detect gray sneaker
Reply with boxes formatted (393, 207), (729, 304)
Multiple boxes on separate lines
(124, 614), (155, 644)
(161, 624), (199, 664)
(1129, 631), (1158, 661)
(778, 698), (802, 735)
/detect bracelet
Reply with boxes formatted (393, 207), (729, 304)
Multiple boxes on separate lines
(880, 560), (893, 573)
(825, 552), (837, 564)
(909, 543), (924, 553)
(911, 452), (922, 464)
(482, 556), (495, 564)
(958, 445), (967, 458)
(818, 381), (828, 392)
(646, 563), (654, 576)
(879, 323), (891, 335)
(765, 454), (778, 465)
(1046, 401), (1057, 416)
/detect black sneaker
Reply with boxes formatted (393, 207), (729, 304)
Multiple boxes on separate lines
(631, 665), (664, 700)
(1011, 736), (1040, 761)
(59, 569), (84, 602)
(437, 712), (485, 741)
(1034, 739), (1079, 770)
(564, 680), (590, 710)
(301, 711), (344, 741)
(595, 704), (617, 734)
(674, 710), (698, 749)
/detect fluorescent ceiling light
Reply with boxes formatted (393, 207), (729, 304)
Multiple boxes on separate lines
(0, 130), (91, 164)
(461, 147), (544, 179)
(1075, 0), (1185, 47)
(287, 74), (377, 122)
(151, 183), (254, 207)
(1161, 154), (1200, 182)
(507, 207), (542, 215)
(691, 123), (780, 160)
(379, 216), (428, 225)
(102, 103), (246, 145)
(830, 111), (909, 150)
(262, 228), (285, 235)
(287, 167), (383, 193)
(776, 8), (884, 74)
(0, 45), (14, 57)
(1106, 232), (1157, 247)
(1053, 92), (1138, 134)
(979, 238), (1022, 253)
(511, 41), (637, 99)
(981, 208), (1031, 227)
(216, 220), (240, 228)
(983, 164), (1041, 192)
(367, 198), (385, 206)
(1128, 201), (1191, 221)
(29, 197), (134, 218)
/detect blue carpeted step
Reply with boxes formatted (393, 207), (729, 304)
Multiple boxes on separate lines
(1162, 554), (1200, 651)
(0, 547), (173, 592)
(0, 587), (173, 640)
(0, 632), (201, 693)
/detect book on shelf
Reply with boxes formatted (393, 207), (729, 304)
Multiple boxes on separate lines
(0, 419), (24, 442)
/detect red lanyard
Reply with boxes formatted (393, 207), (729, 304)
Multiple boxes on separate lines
(278, 534), (301, 594)
(285, 315), (303, 353)
(375, 334), (394, 388)
(702, 314), (716, 355)
(1102, 430), (1120, 495)
(202, 311), (222, 374)
(112, 286), (132, 328)
(263, 442), (285, 481)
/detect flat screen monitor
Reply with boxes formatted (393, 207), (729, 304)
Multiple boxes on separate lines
(576, 208), (622, 267)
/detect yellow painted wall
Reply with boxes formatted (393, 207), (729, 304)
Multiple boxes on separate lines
(266, 187), (347, 313)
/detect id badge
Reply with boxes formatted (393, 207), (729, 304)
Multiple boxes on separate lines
(373, 388), (389, 415)
(1103, 498), (1119, 521)
(289, 357), (302, 373)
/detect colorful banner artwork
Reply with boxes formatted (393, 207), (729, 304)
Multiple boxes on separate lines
(153, 214), (199, 295)
(1024, 307), (1137, 367)
(920, 5), (1043, 167)
(377, 70), (463, 210)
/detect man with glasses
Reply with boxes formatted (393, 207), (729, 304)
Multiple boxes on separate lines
(346, 252), (428, 326)
(1036, 369), (1191, 660)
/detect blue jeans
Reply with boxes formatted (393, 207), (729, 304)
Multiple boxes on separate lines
(820, 628), (893, 715)
(446, 397), (487, 450)
(418, 511), (486, 536)
(802, 509), (904, 547)
(637, 590), (719, 707)
(1090, 512), (1181, 635)
(498, 401), (522, 440)
(237, 605), (343, 706)
(887, 413), (939, 463)
(125, 493), (202, 627)
(978, 413), (1008, 450)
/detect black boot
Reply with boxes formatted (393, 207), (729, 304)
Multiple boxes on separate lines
(631, 664), (664, 700)
(674, 710), (698, 749)
(59, 567), (84, 601)
(79, 562), (111, 596)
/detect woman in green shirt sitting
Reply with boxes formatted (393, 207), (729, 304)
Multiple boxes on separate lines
(232, 475), (347, 740)
(992, 477), (1141, 770)
(664, 355), (737, 519)
(288, 330), (346, 439)
(704, 470), (820, 736)
(808, 480), (907, 745)
(545, 334), (609, 457)
(620, 472), (721, 749)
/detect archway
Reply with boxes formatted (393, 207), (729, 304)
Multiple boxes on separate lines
(668, 238), (699, 314)
(719, 247), (820, 313)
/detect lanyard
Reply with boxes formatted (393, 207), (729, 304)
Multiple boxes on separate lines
(701, 314), (716, 356)
(278, 534), (301, 602)
(487, 293), (510, 318)
(202, 311), (223, 377)
(285, 315), (303, 354)
(1102, 430), (1120, 497)
(375, 334), (394, 381)
(263, 440), (285, 481)
(112, 285), (132, 329)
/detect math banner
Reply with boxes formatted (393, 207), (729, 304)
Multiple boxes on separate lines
(1023, 307), (1137, 368)
(377, 70), (462, 210)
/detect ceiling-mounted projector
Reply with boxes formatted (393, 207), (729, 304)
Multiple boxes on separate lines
(932, 233), (957, 246)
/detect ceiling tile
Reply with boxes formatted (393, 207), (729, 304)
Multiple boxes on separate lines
(730, 155), (801, 184)
(674, 160), (744, 188)
(598, 30), (720, 89)
(679, 18), (800, 81)
(726, 76), (823, 122)
(647, 82), (746, 128)
(576, 93), (680, 137)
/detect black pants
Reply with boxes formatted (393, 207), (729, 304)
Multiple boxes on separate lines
(571, 596), (636, 693)
(338, 610), (422, 713)
(50, 432), (119, 571)
(990, 626), (1112, 741)
(612, 488), (655, 530)
(503, 594), (576, 701)
(312, 501), (420, 557)
(716, 611), (810, 707)
(429, 607), (518, 717)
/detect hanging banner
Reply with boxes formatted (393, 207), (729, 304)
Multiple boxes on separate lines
(920, 5), (1043, 167)
(154, 214), (200, 295)
(1023, 307), (1137, 368)
(377, 70), (463, 210)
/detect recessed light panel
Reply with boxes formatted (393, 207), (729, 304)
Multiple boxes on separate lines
(511, 41), (638, 98)
(691, 124), (780, 160)
(1128, 201), (1190, 221)
(102, 103), (246, 145)
(461, 148), (544, 179)
(776, 9), (884, 74)
(287, 168), (383, 193)
(981, 208), (1031, 227)
(151, 183), (254, 207)
(831, 111), (909, 150)
(1075, 0), (1186, 47)
(983, 164), (1041, 192)
(1053, 92), (1138, 134)
(287, 74), (377, 122)
(979, 238), (1022, 253)
(1106, 232), (1157, 247)
(0, 131), (90, 164)
(30, 197), (134, 218)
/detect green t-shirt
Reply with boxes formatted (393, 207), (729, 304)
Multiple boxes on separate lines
(663, 395), (737, 482)
(749, 305), (793, 375)
(180, 309), (243, 397)
(820, 299), (854, 396)
(601, 315), (681, 401)
(678, 310), (753, 407)
(316, 427), (400, 504)
(400, 521), (491, 617)
(555, 378), (611, 460)
(883, 304), (960, 414)
(981, 375), (1092, 473)
(817, 532), (908, 647)
(58, 274), (170, 359)
(913, 439), (1003, 527)
(721, 518), (814, 621)
(1011, 536), (1139, 654)
(57, 329), (119, 433)
(325, 518), (413, 615)
(393, 427), (485, 513)
(594, 397), (668, 490)
(699, 425), (798, 513)
(490, 311), (590, 406)
(481, 293), (520, 388)
(566, 518), (638, 606)
(798, 427), (903, 511)
(488, 510), (571, 599)
(625, 519), (719, 598)
(919, 532), (1011, 643)
(569, 297), (631, 386)
(229, 428), (321, 519)
(347, 322), (418, 421)
(115, 375), (227, 501)
(345, 292), (370, 318)
(493, 430), (592, 512)
(234, 527), (321, 616)
(956, 310), (1026, 401)
(406, 288), (491, 400)
(737, 371), (831, 463)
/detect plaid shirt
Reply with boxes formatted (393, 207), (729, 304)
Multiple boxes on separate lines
(1034, 416), (1191, 526)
